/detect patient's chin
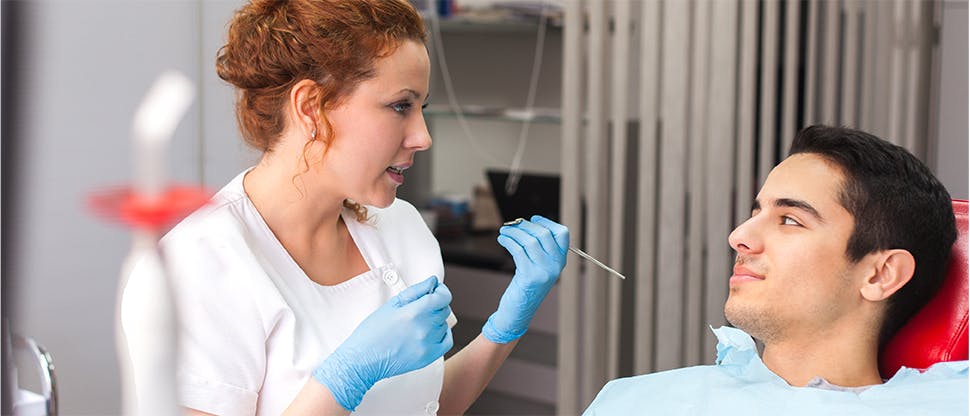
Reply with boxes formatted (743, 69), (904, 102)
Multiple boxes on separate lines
(725, 300), (780, 342)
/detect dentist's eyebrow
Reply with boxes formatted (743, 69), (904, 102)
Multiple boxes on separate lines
(775, 198), (825, 223)
(397, 88), (430, 102)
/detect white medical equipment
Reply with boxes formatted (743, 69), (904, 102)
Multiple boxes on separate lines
(88, 70), (203, 416)
(121, 71), (195, 416)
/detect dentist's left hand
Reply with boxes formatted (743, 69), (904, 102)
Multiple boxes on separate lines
(483, 215), (569, 343)
(312, 276), (453, 411)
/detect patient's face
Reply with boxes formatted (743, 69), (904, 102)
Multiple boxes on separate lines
(724, 154), (870, 343)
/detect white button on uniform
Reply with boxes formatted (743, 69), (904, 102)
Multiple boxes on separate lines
(382, 269), (400, 286)
(425, 400), (439, 415)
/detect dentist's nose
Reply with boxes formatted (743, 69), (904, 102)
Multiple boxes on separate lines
(407, 113), (432, 151)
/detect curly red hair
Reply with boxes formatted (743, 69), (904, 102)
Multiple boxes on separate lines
(215, 0), (427, 221)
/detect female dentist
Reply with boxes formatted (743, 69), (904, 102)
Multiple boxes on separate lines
(121, 0), (569, 415)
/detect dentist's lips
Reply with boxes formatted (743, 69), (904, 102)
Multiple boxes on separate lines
(386, 164), (409, 184)
(730, 265), (765, 285)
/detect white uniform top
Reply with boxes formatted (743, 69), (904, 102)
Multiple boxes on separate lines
(122, 170), (450, 416)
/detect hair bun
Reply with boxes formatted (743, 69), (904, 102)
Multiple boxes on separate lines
(215, 1), (303, 90)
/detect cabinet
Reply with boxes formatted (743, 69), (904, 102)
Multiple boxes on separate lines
(447, 262), (559, 414)
(437, 228), (559, 413)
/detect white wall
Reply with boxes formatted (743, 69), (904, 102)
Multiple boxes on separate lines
(200, 1), (261, 188)
(8, 0), (268, 411)
(11, 1), (203, 413)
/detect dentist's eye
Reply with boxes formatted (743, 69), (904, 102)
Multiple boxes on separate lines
(390, 101), (413, 114)
(782, 216), (801, 226)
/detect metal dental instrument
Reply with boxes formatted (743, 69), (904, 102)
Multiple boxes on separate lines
(503, 218), (627, 280)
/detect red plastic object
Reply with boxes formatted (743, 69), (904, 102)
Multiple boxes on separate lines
(879, 200), (969, 378)
(87, 184), (211, 232)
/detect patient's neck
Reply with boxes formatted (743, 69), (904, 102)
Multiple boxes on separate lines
(760, 327), (883, 388)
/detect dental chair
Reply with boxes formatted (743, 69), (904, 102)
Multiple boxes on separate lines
(7, 332), (57, 416)
(879, 199), (969, 378)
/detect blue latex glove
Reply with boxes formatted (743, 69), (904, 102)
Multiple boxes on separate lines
(483, 215), (569, 344)
(313, 276), (454, 411)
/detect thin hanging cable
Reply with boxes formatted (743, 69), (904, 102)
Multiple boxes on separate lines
(427, 9), (504, 166)
(426, 3), (551, 191)
(505, 2), (549, 196)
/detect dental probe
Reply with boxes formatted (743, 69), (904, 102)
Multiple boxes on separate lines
(503, 218), (627, 280)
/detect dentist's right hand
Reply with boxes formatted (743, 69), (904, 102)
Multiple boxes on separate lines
(312, 276), (454, 412)
(483, 215), (569, 344)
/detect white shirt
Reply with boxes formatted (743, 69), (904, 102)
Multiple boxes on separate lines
(123, 170), (450, 415)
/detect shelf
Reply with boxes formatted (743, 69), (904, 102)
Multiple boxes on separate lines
(420, 5), (563, 34)
(425, 104), (561, 124)
(433, 17), (561, 34)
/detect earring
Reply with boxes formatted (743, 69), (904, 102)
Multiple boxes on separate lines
(311, 129), (317, 140)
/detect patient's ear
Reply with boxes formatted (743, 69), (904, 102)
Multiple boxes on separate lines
(860, 249), (916, 302)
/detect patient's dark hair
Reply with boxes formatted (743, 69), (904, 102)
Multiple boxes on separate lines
(789, 125), (956, 348)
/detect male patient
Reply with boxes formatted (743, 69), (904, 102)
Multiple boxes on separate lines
(584, 125), (968, 415)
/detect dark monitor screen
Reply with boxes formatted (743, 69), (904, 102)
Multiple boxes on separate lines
(486, 169), (561, 223)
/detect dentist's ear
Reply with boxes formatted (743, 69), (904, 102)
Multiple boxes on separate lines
(860, 249), (916, 302)
(288, 79), (322, 140)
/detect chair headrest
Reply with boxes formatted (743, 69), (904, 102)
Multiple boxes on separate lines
(879, 199), (968, 378)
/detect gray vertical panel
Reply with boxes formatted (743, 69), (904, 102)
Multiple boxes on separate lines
(582, 0), (610, 405)
(841, 0), (861, 127)
(780, 0), (800, 154)
(703, 0), (738, 360)
(923, 0), (944, 171)
(803, 0), (820, 126)
(685, 0), (710, 367)
(869, 0), (896, 138)
(919, 0), (934, 160)
(758, 0), (779, 185)
(821, 0), (841, 124)
(635, 0), (661, 375)
(888, 0), (908, 146)
(656, 0), (690, 371)
(904, 0), (932, 158)
(903, 0), (920, 151)
(558, 0), (583, 413)
(859, 0), (880, 132)
(734, 0), (758, 227)
(607, 0), (632, 382)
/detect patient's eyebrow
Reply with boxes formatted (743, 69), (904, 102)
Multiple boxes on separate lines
(775, 198), (824, 222)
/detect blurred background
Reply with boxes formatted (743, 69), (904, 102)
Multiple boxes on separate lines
(2, 0), (966, 414)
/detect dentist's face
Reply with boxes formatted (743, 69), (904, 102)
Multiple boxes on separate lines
(724, 154), (869, 343)
(321, 40), (432, 208)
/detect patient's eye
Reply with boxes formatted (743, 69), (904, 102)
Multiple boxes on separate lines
(782, 216), (801, 226)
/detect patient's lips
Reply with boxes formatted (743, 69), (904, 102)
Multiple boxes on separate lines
(730, 265), (765, 285)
